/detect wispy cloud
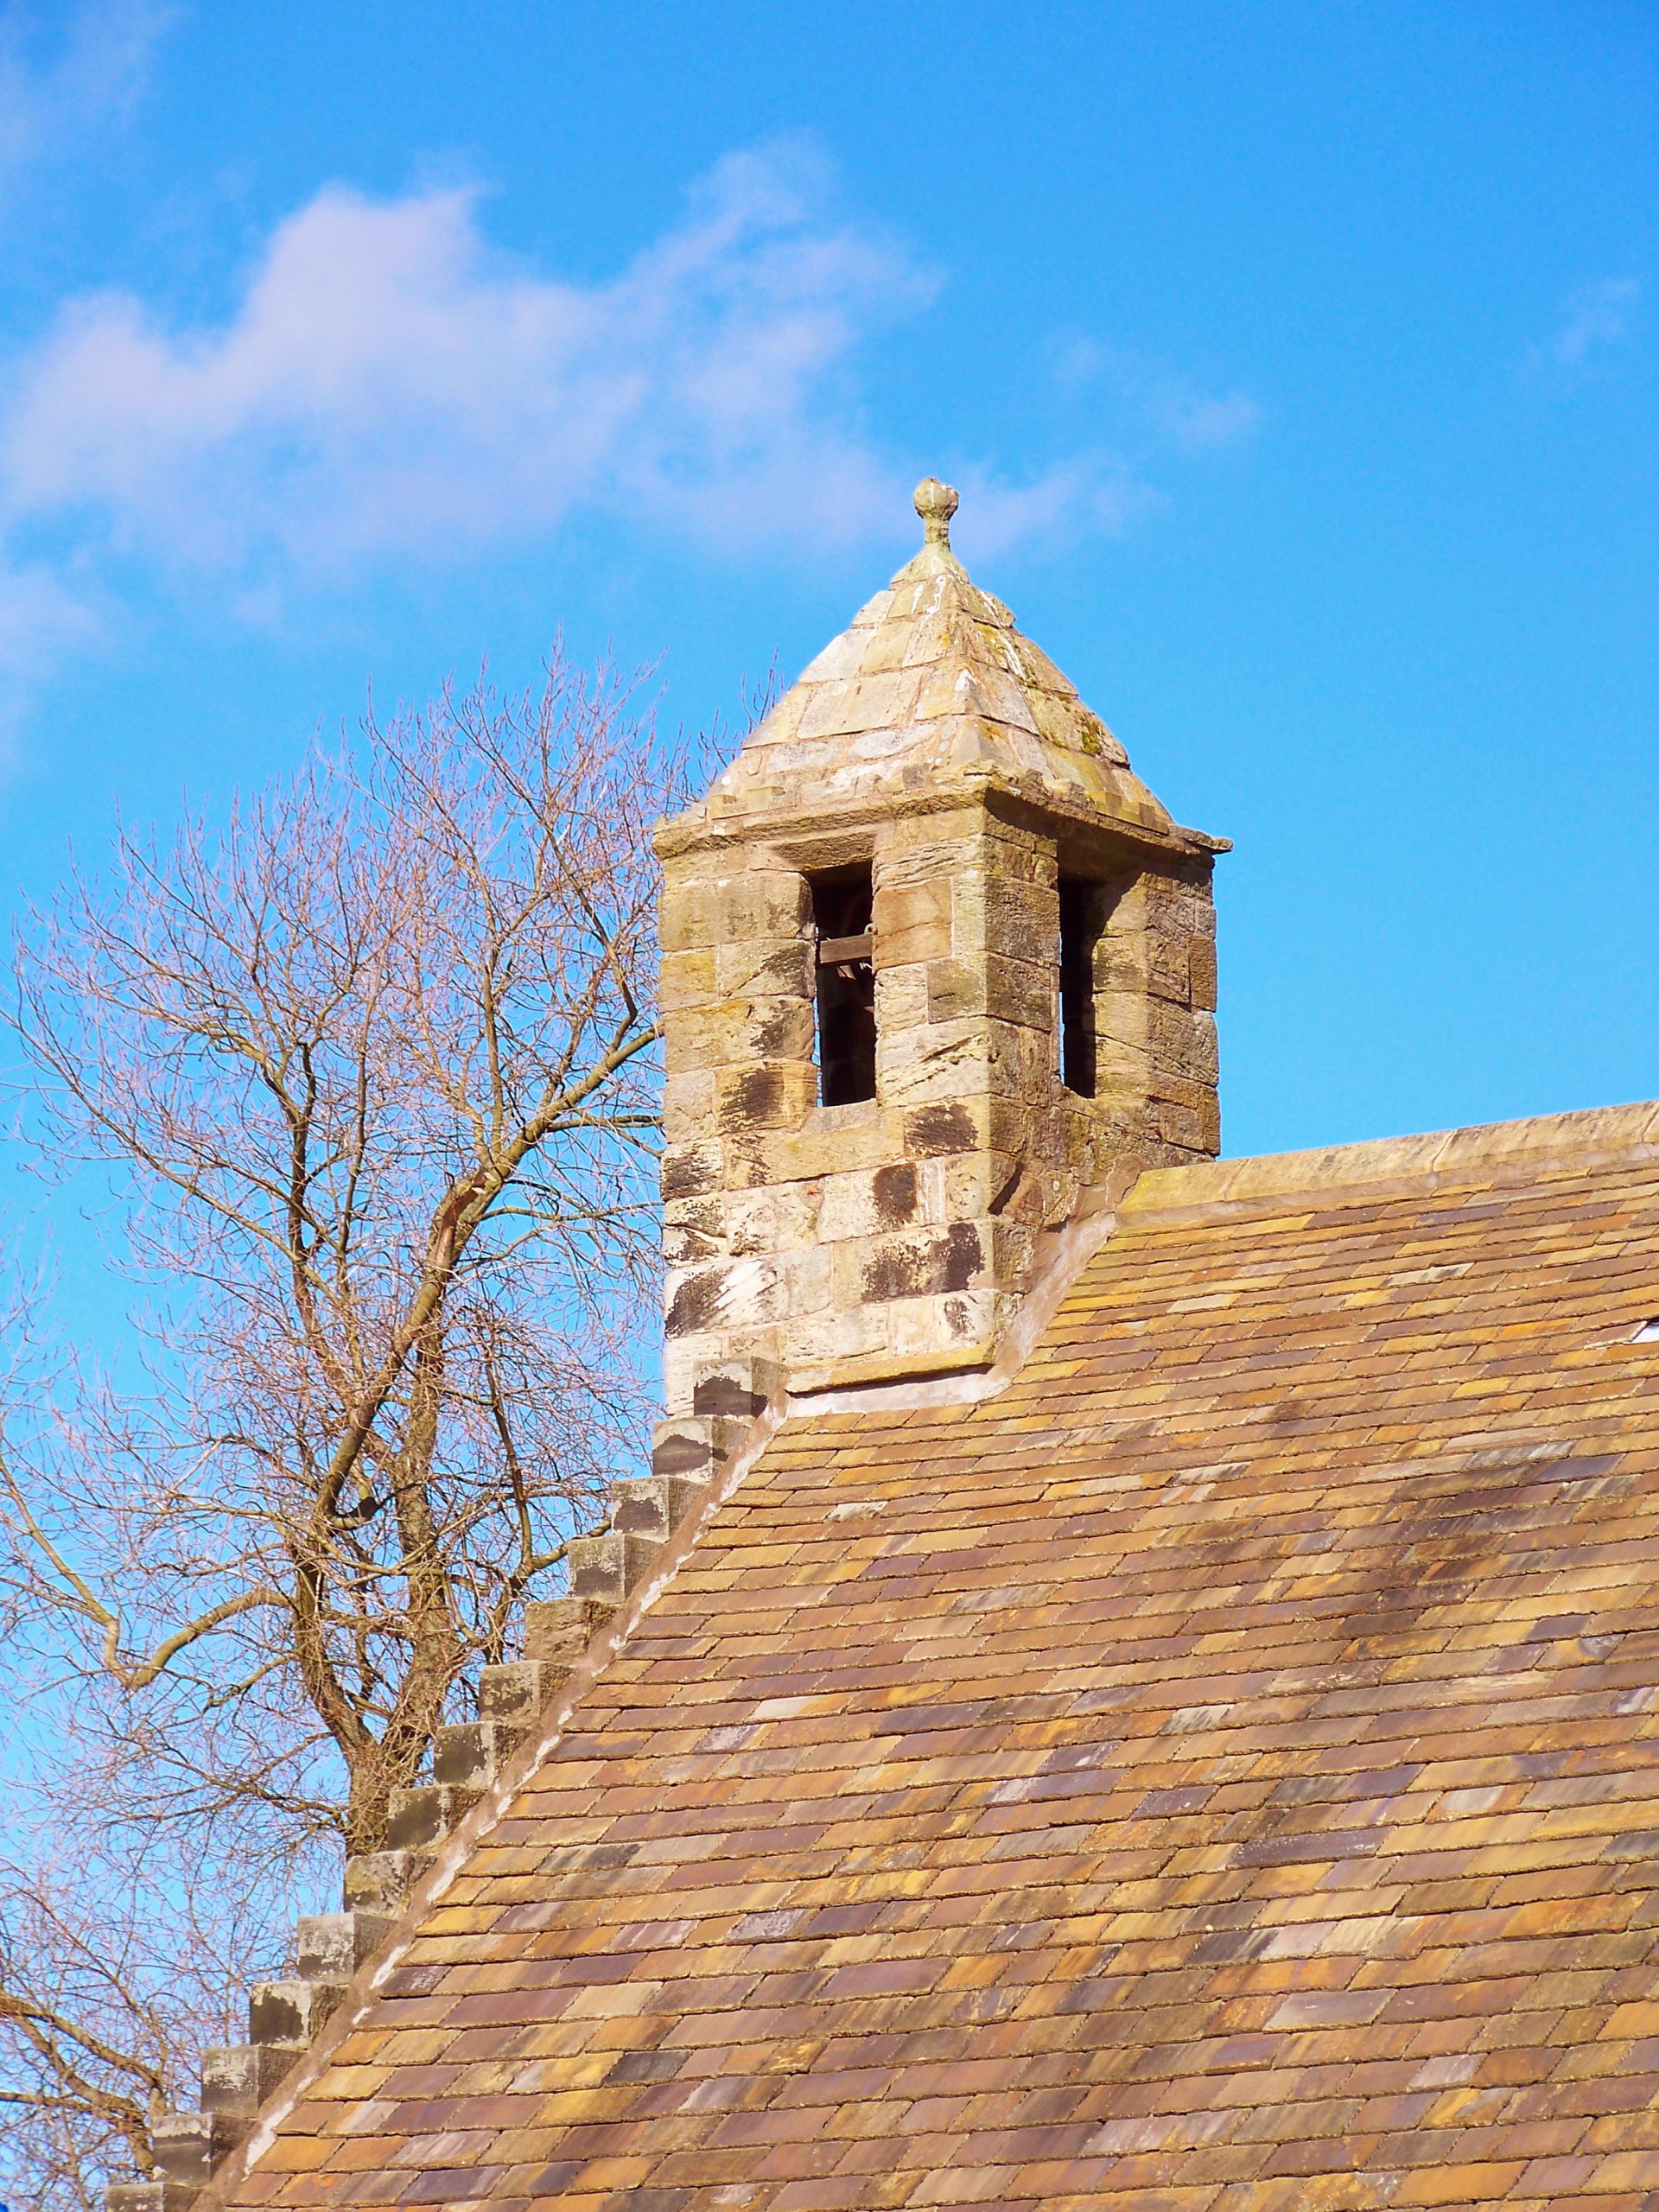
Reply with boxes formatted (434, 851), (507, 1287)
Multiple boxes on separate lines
(1051, 337), (1261, 454)
(951, 454), (1162, 562)
(0, 558), (100, 755)
(0, 140), (1255, 736)
(1547, 277), (1642, 373)
(0, 0), (174, 207)
(3, 145), (931, 577)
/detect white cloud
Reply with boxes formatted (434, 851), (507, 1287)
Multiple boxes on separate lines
(1154, 389), (1261, 453)
(1, 144), (931, 573)
(0, 0), (173, 207)
(1050, 336), (1260, 454)
(1549, 277), (1642, 372)
(0, 556), (100, 753)
(0, 140), (1255, 742)
(951, 455), (1162, 562)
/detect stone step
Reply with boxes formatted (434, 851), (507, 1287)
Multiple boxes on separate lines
(433, 1715), (527, 1789)
(384, 1780), (482, 1855)
(342, 1846), (431, 1916)
(107, 2183), (200, 2212)
(650, 1410), (751, 1481)
(295, 1910), (395, 1982)
(247, 1976), (348, 2049)
(477, 1656), (570, 1720)
(523, 1593), (618, 1662)
(567, 1529), (664, 1605)
(611, 1469), (710, 1541)
(150, 2109), (247, 2187)
(690, 1356), (780, 1421)
(200, 2038), (303, 2121)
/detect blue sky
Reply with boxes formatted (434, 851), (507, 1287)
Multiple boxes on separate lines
(0, 0), (1654, 1161)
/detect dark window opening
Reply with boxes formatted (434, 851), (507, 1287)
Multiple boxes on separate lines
(1058, 876), (1103, 1097)
(811, 866), (876, 1105)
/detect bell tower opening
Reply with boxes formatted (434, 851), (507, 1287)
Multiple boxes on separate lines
(1058, 875), (1105, 1098)
(810, 864), (876, 1106)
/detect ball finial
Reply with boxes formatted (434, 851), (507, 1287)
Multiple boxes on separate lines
(913, 476), (959, 547)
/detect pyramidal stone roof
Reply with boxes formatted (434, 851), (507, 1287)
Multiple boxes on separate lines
(693, 480), (1221, 851)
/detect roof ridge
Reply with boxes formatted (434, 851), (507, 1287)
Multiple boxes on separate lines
(1126, 1096), (1659, 1218)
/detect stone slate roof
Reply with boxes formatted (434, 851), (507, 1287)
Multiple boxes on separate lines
(207, 1101), (1659, 2212)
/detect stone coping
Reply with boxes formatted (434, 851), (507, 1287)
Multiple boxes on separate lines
(1127, 1096), (1659, 1219)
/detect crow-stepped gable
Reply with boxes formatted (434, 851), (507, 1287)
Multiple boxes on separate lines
(654, 478), (1228, 1409)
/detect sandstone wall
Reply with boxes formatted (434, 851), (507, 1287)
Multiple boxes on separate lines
(658, 793), (1217, 1413)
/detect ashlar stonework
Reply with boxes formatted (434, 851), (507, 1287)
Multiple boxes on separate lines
(654, 479), (1227, 1414)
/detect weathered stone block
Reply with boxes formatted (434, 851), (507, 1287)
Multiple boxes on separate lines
(200, 2035), (302, 2123)
(673, 1188), (798, 1263)
(661, 1140), (722, 1202)
(874, 878), (951, 964)
(711, 871), (812, 943)
(798, 665), (924, 738)
(522, 1596), (616, 1663)
(901, 1099), (982, 1157)
(200, 2039), (300, 2117)
(665, 1253), (785, 1340)
(1148, 930), (1194, 1003)
(782, 1242), (834, 1319)
(818, 1160), (920, 1242)
(341, 1848), (428, 1916)
(477, 1657), (569, 1720)
(1094, 988), (1153, 1051)
(295, 1911), (394, 1982)
(877, 1018), (996, 1108)
(659, 947), (717, 1012)
(433, 1718), (524, 1789)
(715, 937), (814, 999)
(665, 995), (814, 1077)
(785, 1299), (889, 1368)
(859, 1220), (987, 1303)
(1189, 933), (1217, 1012)
(715, 1060), (816, 1135)
(691, 1353), (783, 1417)
(1148, 1001), (1219, 1085)
(663, 1262), (724, 1340)
(108, 2183), (200, 2212)
(983, 880), (1057, 965)
(383, 1783), (479, 1855)
(1154, 1097), (1205, 1151)
(662, 1208), (723, 1267)
(568, 1529), (664, 1605)
(663, 1068), (716, 1143)
(152, 2109), (244, 2184)
(887, 1285), (1001, 1360)
(877, 804), (980, 871)
(871, 960), (930, 1036)
(664, 1332), (743, 1418)
(658, 880), (711, 957)
(611, 1469), (709, 1539)
(247, 1977), (346, 2049)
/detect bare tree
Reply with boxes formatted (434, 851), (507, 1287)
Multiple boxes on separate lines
(0, 655), (684, 2202)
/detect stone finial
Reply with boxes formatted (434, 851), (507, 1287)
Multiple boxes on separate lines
(913, 477), (959, 548)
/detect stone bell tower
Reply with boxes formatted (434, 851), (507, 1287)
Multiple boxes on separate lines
(655, 479), (1225, 1415)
